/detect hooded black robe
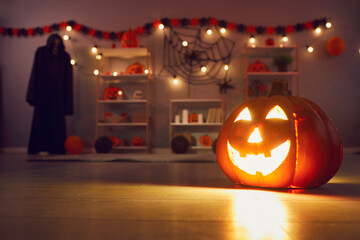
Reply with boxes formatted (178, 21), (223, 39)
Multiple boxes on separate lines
(26, 34), (73, 154)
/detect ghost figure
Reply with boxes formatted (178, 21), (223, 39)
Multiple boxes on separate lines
(26, 34), (73, 154)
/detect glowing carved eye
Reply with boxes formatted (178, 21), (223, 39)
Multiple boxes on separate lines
(266, 105), (288, 120)
(234, 107), (252, 122)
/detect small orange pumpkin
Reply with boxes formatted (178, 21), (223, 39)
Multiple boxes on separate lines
(104, 86), (121, 100)
(326, 36), (345, 56)
(189, 113), (198, 123)
(248, 60), (268, 72)
(200, 135), (213, 147)
(131, 137), (144, 146)
(121, 29), (138, 48)
(109, 136), (120, 146)
(126, 62), (145, 74)
(265, 38), (274, 46)
(64, 136), (83, 154)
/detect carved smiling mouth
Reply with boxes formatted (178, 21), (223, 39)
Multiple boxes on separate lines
(227, 140), (291, 176)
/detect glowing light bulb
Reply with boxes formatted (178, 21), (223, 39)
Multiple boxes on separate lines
(91, 46), (98, 54)
(282, 35), (288, 42)
(63, 35), (70, 41)
(206, 29), (213, 35)
(315, 27), (322, 34)
(182, 41), (188, 47)
(95, 54), (102, 60)
(118, 90), (123, 96)
(144, 69), (149, 74)
(224, 64), (229, 71)
(70, 59), (76, 65)
(220, 28), (226, 34)
(93, 69), (99, 75)
(201, 66), (207, 72)
(113, 72), (118, 76)
(66, 25), (72, 31)
(249, 36), (255, 44)
(172, 75), (178, 85)
(307, 46), (314, 53)
(158, 24), (164, 30)
(326, 22), (332, 29)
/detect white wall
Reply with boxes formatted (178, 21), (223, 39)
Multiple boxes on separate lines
(0, 0), (359, 149)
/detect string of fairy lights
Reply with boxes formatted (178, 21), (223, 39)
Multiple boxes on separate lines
(65, 18), (332, 80)
(1, 17), (350, 80)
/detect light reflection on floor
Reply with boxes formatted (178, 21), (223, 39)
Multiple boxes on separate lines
(230, 190), (287, 240)
(0, 153), (360, 239)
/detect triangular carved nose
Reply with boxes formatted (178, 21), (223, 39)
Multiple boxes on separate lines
(248, 127), (262, 143)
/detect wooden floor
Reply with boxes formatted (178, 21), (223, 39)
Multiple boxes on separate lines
(0, 152), (360, 239)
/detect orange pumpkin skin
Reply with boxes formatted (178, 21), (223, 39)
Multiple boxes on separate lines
(121, 29), (138, 48)
(104, 86), (121, 100)
(326, 36), (345, 56)
(131, 137), (144, 146)
(188, 113), (198, 123)
(200, 135), (213, 146)
(126, 62), (145, 74)
(109, 136), (120, 146)
(248, 60), (268, 72)
(64, 136), (83, 154)
(216, 95), (342, 188)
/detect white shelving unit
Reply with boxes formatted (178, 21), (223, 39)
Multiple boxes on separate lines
(95, 47), (153, 152)
(242, 44), (299, 100)
(169, 99), (223, 152)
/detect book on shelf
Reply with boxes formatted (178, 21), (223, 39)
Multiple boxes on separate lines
(206, 108), (223, 123)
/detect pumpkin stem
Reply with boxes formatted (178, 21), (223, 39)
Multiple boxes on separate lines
(269, 79), (289, 96)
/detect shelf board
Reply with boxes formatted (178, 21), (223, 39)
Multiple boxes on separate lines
(247, 72), (299, 76)
(170, 99), (221, 103)
(170, 123), (222, 126)
(191, 146), (213, 150)
(97, 122), (148, 126)
(100, 48), (149, 58)
(245, 45), (298, 57)
(98, 74), (149, 81)
(113, 146), (147, 150)
(97, 99), (148, 104)
(246, 45), (297, 50)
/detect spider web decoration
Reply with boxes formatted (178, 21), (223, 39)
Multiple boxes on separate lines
(161, 27), (236, 86)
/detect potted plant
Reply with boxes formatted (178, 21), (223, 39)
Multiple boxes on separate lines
(273, 54), (293, 72)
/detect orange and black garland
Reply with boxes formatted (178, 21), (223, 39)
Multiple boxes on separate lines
(0, 17), (329, 39)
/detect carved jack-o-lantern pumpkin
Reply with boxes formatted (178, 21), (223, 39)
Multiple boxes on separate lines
(248, 60), (269, 72)
(131, 137), (144, 146)
(216, 80), (342, 188)
(121, 29), (138, 48)
(104, 86), (121, 100)
(188, 113), (198, 123)
(126, 62), (145, 74)
(200, 135), (213, 147)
